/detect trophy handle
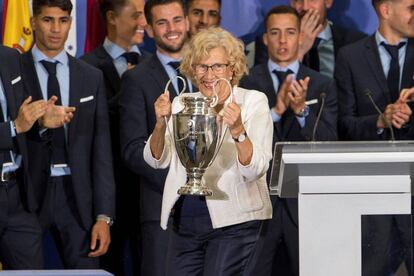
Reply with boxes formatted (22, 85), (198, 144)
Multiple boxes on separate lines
(211, 77), (233, 107)
(164, 75), (187, 96)
(208, 79), (236, 167)
(163, 76), (187, 146)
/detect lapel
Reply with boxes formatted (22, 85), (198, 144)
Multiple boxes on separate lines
(257, 64), (283, 140)
(0, 60), (17, 120)
(331, 25), (342, 59)
(149, 55), (177, 102)
(401, 39), (414, 89)
(364, 35), (390, 101)
(22, 51), (44, 101)
(95, 46), (121, 96)
(67, 55), (82, 146)
(259, 65), (277, 107)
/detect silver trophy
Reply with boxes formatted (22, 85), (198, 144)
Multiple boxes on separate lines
(164, 77), (232, 196)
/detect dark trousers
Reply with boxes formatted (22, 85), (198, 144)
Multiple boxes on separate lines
(166, 216), (261, 276)
(39, 175), (99, 269)
(141, 220), (170, 276)
(100, 180), (141, 276)
(0, 179), (43, 269)
(362, 215), (412, 276)
(245, 197), (298, 276)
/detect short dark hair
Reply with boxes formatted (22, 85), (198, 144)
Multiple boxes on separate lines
(144, 0), (186, 24)
(264, 5), (300, 32)
(184, 0), (221, 12)
(99, 0), (129, 24)
(372, 0), (397, 11)
(32, 0), (73, 16)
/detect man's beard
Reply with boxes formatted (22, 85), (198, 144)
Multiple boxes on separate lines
(155, 33), (188, 53)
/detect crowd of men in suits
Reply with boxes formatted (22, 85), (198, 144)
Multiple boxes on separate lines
(0, 0), (413, 275)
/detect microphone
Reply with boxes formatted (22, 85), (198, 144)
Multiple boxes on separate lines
(365, 89), (395, 141)
(311, 92), (326, 141)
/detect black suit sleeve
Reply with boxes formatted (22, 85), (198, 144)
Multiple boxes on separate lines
(0, 122), (13, 151)
(335, 48), (386, 140)
(92, 72), (116, 218)
(300, 80), (338, 141)
(119, 70), (166, 194)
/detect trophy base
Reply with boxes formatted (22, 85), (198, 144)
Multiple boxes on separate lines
(178, 185), (213, 196)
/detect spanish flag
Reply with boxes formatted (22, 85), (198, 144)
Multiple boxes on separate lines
(2, 0), (33, 52)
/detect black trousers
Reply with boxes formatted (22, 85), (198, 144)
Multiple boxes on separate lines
(0, 178), (43, 269)
(140, 220), (170, 276)
(166, 215), (261, 276)
(362, 215), (412, 276)
(39, 175), (99, 269)
(245, 196), (298, 276)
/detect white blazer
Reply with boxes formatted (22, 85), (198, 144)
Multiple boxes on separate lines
(144, 86), (273, 230)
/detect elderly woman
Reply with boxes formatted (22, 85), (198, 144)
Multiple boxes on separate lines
(144, 27), (273, 275)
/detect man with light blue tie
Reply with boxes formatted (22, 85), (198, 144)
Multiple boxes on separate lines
(21, 0), (115, 269)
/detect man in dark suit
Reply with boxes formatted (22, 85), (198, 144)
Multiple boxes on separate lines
(22, 0), (115, 269)
(241, 6), (337, 276)
(255, 0), (365, 77)
(81, 0), (149, 274)
(335, 0), (414, 274)
(0, 45), (75, 269)
(119, 0), (192, 275)
(0, 45), (45, 270)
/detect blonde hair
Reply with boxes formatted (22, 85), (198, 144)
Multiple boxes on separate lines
(180, 27), (248, 86)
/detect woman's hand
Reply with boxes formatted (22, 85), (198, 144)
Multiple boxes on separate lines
(154, 91), (172, 126)
(223, 101), (244, 137)
(150, 91), (171, 159)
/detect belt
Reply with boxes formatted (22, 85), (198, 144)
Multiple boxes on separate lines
(1, 170), (18, 183)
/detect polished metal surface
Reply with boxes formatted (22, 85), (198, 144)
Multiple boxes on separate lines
(173, 95), (224, 196)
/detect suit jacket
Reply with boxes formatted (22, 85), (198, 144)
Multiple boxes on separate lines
(22, 50), (116, 230)
(80, 46), (150, 222)
(254, 24), (366, 67)
(119, 54), (177, 222)
(80, 45), (150, 115)
(240, 63), (338, 225)
(0, 46), (35, 211)
(240, 63), (337, 144)
(335, 35), (414, 140)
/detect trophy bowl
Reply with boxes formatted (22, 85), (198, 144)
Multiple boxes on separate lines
(173, 95), (223, 196)
(164, 77), (231, 196)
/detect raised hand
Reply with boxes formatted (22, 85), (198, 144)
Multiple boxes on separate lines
(15, 96), (47, 134)
(298, 9), (324, 61)
(154, 90), (172, 126)
(274, 74), (294, 116)
(39, 96), (76, 129)
(398, 87), (414, 103)
(288, 77), (310, 115)
(379, 102), (412, 129)
(223, 98), (244, 137)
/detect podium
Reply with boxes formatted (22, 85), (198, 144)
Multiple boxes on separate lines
(0, 270), (113, 276)
(270, 141), (414, 276)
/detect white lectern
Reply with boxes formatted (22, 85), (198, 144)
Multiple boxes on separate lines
(270, 141), (414, 276)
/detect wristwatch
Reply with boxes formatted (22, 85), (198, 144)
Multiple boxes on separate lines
(97, 215), (114, 226)
(232, 131), (247, 143)
(296, 105), (310, 118)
